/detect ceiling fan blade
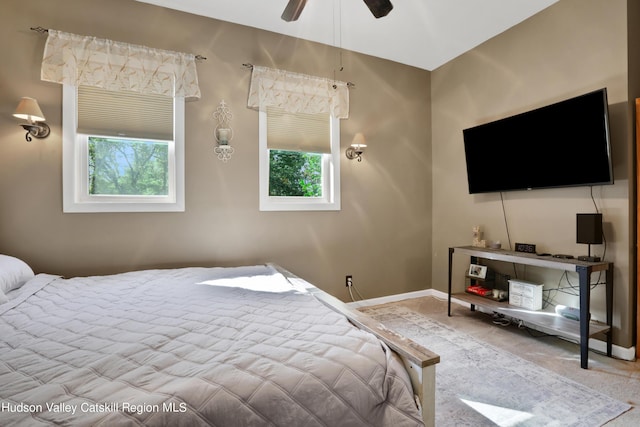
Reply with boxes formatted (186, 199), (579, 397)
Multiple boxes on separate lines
(281, 0), (308, 22)
(362, 0), (393, 18)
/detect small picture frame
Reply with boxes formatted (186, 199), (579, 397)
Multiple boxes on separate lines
(468, 263), (487, 279)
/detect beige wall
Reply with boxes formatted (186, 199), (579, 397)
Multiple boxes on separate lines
(0, 0), (432, 301)
(432, 0), (635, 347)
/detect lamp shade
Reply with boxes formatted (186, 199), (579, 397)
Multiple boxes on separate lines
(576, 213), (603, 244)
(351, 132), (367, 149)
(13, 97), (45, 122)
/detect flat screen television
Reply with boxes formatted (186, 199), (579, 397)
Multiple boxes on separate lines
(462, 88), (613, 194)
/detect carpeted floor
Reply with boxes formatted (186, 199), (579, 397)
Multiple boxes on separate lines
(358, 296), (639, 426)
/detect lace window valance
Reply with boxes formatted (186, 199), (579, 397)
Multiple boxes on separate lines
(41, 30), (201, 99)
(247, 66), (349, 119)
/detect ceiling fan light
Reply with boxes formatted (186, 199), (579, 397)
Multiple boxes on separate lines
(363, 0), (393, 18)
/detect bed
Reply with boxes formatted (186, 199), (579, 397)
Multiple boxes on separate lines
(0, 255), (439, 426)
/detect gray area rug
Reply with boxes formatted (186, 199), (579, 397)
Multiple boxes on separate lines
(361, 305), (631, 427)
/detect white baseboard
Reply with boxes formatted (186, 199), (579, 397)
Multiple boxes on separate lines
(349, 289), (637, 362)
(346, 289), (436, 309)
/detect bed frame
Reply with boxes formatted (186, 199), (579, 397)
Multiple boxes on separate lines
(272, 264), (440, 427)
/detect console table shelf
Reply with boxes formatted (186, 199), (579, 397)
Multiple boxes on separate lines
(451, 293), (610, 341)
(448, 246), (613, 369)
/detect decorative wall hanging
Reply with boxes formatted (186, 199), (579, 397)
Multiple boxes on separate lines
(213, 100), (234, 162)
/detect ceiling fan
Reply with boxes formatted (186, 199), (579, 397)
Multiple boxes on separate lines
(281, 0), (393, 22)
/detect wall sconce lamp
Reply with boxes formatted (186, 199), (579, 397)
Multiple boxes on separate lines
(345, 133), (367, 162)
(213, 100), (234, 162)
(13, 97), (50, 142)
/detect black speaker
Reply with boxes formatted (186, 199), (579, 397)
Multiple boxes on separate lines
(576, 213), (603, 244)
(577, 213), (603, 261)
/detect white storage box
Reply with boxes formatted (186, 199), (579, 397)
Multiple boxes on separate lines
(508, 279), (543, 311)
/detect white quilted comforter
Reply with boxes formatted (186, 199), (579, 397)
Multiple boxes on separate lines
(0, 265), (423, 426)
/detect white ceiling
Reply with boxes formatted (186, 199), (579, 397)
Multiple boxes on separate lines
(136, 0), (558, 71)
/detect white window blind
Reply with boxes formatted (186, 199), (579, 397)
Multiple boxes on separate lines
(77, 86), (173, 140)
(266, 106), (330, 153)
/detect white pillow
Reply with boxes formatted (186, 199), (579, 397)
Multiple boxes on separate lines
(0, 254), (35, 294)
(0, 290), (8, 304)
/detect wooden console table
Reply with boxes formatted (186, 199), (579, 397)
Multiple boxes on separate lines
(447, 246), (613, 369)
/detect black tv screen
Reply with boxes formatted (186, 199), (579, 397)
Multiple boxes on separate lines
(463, 88), (613, 194)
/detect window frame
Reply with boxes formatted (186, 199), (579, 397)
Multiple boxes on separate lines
(258, 109), (341, 211)
(62, 84), (185, 213)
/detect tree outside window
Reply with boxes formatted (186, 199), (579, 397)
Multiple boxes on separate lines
(88, 137), (170, 196)
(269, 150), (322, 197)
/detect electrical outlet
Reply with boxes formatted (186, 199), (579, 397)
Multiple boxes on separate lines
(346, 275), (353, 287)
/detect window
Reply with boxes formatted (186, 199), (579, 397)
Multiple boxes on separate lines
(62, 85), (185, 212)
(247, 65), (348, 211)
(42, 29), (199, 212)
(259, 106), (341, 211)
(87, 136), (170, 196)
